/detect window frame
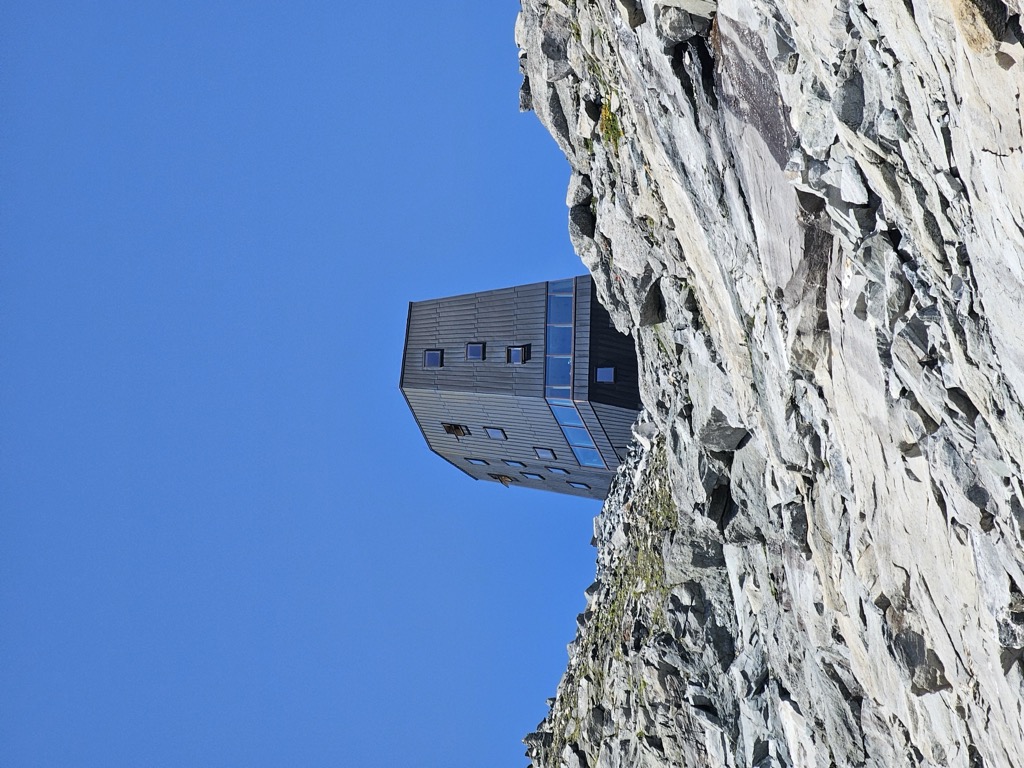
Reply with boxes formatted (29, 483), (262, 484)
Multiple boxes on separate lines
(506, 344), (532, 365)
(423, 349), (444, 368)
(567, 481), (591, 490)
(534, 447), (556, 460)
(442, 423), (471, 438)
(466, 458), (488, 466)
(465, 342), (486, 361)
(595, 366), (615, 383)
(484, 427), (507, 441)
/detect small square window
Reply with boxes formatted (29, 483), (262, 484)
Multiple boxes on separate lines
(488, 473), (517, 487)
(596, 366), (615, 383)
(423, 349), (444, 368)
(466, 458), (488, 466)
(546, 466), (570, 475)
(466, 342), (485, 361)
(506, 345), (531, 364)
(522, 472), (544, 480)
(567, 481), (591, 490)
(503, 460), (526, 468)
(484, 427), (507, 440)
(442, 423), (470, 437)
(534, 447), (556, 460)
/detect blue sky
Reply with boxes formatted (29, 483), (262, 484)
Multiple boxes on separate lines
(0, 3), (602, 766)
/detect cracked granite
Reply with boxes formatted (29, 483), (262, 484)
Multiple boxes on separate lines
(515, 0), (1024, 765)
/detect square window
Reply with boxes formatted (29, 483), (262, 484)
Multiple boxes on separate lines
(485, 427), (507, 440)
(506, 345), (531, 364)
(488, 473), (517, 487)
(423, 349), (444, 368)
(466, 458), (488, 466)
(522, 472), (544, 480)
(442, 423), (470, 438)
(596, 366), (615, 383)
(567, 481), (591, 490)
(503, 460), (526, 468)
(466, 342), (485, 361)
(546, 466), (570, 475)
(534, 447), (556, 460)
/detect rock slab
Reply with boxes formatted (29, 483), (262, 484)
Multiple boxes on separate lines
(516, 0), (1024, 766)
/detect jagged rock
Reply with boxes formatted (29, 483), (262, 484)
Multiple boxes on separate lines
(654, 6), (698, 47)
(660, 0), (718, 19)
(839, 157), (869, 205)
(516, 0), (1024, 766)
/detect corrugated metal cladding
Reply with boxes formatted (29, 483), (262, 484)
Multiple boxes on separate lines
(402, 388), (611, 498)
(401, 282), (547, 397)
(591, 402), (639, 460)
(400, 275), (640, 501)
(573, 274), (592, 402)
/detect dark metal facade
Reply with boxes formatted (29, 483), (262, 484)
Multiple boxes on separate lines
(400, 275), (640, 500)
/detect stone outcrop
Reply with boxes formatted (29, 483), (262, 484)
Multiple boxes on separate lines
(515, 0), (1024, 766)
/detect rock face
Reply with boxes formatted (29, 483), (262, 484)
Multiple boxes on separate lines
(515, 0), (1024, 766)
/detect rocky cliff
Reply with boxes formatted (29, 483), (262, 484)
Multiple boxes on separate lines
(515, 0), (1024, 766)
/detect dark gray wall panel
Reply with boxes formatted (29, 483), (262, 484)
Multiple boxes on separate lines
(574, 274), (591, 401)
(591, 402), (639, 460)
(587, 280), (641, 410)
(401, 281), (547, 396)
(403, 387), (611, 499)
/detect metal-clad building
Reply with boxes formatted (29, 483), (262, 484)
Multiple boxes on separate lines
(400, 275), (640, 499)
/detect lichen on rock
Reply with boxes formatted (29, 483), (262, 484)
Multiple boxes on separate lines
(516, 0), (1024, 765)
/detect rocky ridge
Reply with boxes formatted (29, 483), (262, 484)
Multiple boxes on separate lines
(515, 0), (1024, 766)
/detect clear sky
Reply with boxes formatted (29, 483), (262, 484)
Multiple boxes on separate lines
(1, 3), (602, 766)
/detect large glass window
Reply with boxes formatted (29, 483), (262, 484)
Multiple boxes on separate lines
(550, 405), (585, 428)
(571, 447), (605, 468)
(547, 295), (574, 325)
(561, 426), (596, 448)
(542, 278), (607, 470)
(546, 325), (573, 355)
(545, 357), (572, 387)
